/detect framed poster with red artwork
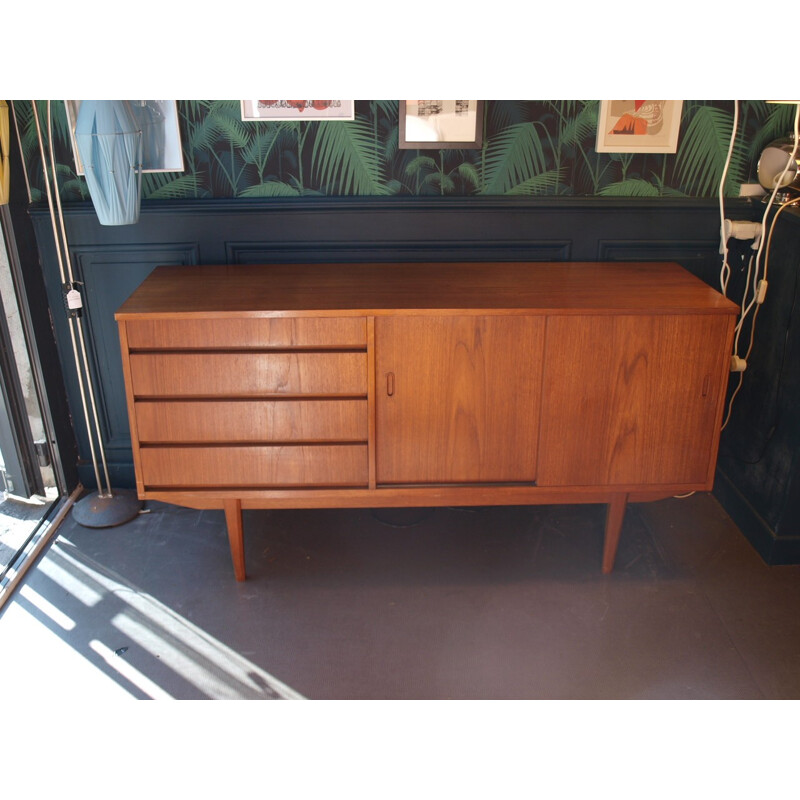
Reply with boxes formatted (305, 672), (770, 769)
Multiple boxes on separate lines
(596, 101), (684, 153)
(241, 101), (355, 121)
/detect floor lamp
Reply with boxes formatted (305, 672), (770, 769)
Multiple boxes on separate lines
(31, 100), (142, 527)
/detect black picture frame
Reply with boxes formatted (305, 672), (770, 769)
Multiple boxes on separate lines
(399, 101), (484, 149)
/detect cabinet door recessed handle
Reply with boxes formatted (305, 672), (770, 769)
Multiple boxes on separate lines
(387, 372), (395, 396)
(702, 374), (710, 397)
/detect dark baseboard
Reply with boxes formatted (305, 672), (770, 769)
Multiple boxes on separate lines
(713, 467), (800, 565)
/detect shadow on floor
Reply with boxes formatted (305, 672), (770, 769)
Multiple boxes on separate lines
(1, 493), (799, 699)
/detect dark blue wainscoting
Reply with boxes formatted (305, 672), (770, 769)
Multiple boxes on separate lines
(713, 209), (800, 564)
(31, 195), (796, 563)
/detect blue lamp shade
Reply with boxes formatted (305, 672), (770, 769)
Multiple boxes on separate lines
(75, 101), (143, 225)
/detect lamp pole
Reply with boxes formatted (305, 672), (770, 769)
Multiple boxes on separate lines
(32, 101), (141, 527)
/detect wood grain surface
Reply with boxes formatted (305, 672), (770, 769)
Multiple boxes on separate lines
(116, 262), (739, 318)
(537, 314), (733, 487)
(376, 315), (544, 483)
(116, 260), (739, 579)
(140, 444), (369, 488)
(134, 399), (368, 443)
(129, 351), (367, 397)
(125, 316), (367, 349)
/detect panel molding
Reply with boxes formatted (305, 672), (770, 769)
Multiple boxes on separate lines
(71, 244), (200, 453)
(227, 239), (572, 264)
(597, 239), (720, 262)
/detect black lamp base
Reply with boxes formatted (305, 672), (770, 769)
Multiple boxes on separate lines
(72, 489), (142, 528)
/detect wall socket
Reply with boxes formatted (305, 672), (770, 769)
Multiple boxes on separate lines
(739, 183), (766, 197)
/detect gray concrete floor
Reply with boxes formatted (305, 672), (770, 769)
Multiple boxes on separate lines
(1, 492), (799, 700)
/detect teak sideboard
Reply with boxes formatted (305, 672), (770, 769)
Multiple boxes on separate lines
(115, 261), (738, 581)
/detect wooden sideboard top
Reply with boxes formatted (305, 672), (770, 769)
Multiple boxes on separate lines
(116, 261), (739, 319)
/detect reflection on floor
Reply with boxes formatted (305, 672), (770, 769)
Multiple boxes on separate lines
(1, 492), (799, 700)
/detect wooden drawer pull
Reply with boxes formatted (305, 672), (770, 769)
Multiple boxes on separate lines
(387, 372), (395, 397)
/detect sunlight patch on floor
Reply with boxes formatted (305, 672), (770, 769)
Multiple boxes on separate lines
(3, 538), (305, 700)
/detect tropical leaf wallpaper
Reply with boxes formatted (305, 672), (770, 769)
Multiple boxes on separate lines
(12, 100), (795, 201)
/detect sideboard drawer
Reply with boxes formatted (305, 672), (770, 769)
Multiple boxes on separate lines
(125, 316), (367, 349)
(139, 444), (369, 488)
(134, 399), (368, 443)
(129, 352), (367, 397)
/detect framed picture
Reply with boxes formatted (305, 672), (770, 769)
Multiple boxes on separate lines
(65, 100), (185, 174)
(596, 101), (684, 153)
(241, 101), (355, 121)
(399, 100), (484, 149)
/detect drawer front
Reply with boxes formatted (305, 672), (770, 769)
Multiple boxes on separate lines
(129, 352), (367, 397)
(134, 399), (368, 443)
(125, 317), (367, 349)
(139, 444), (368, 488)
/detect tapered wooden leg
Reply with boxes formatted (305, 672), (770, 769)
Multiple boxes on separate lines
(224, 499), (246, 581)
(602, 493), (628, 574)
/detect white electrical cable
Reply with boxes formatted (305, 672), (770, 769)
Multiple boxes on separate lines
(733, 102), (800, 353)
(721, 102), (800, 431)
(737, 252), (755, 332)
(719, 100), (739, 295)
(743, 194), (800, 367)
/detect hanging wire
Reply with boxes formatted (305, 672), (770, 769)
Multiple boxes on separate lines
(735, 104), (800, 342)
(720, 192), (800, 433)
(720, 103), (800, 432)
(719, 100), (739, 295)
